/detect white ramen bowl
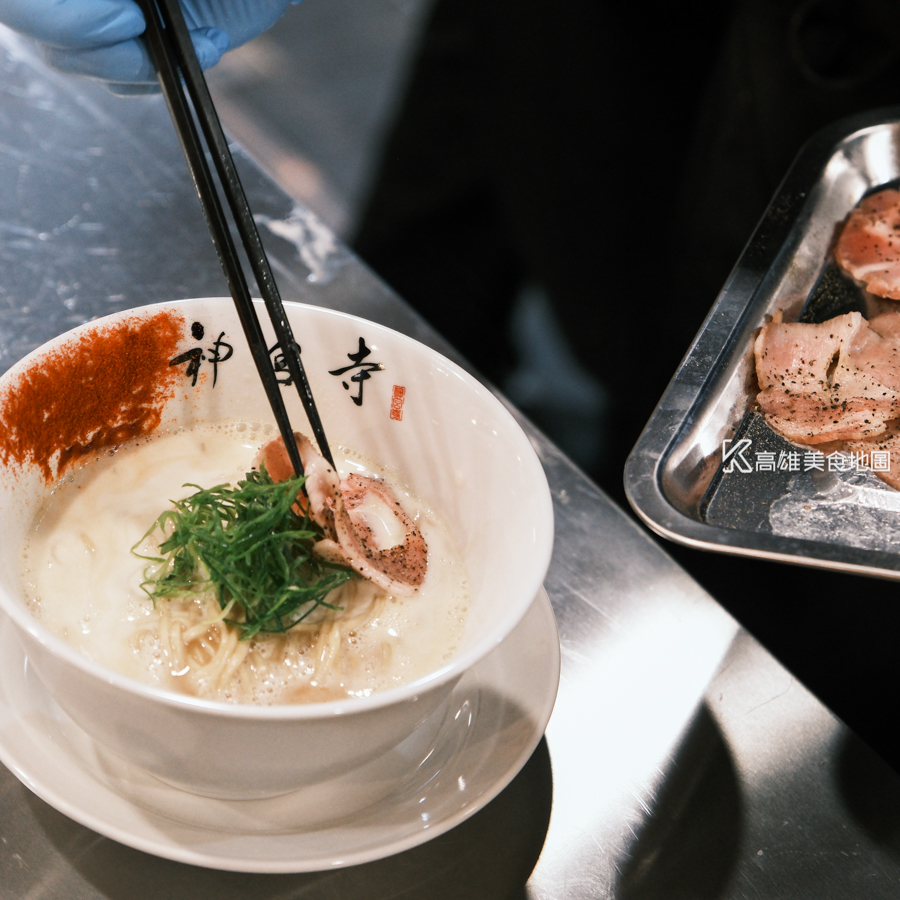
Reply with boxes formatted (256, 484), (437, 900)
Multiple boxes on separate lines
(0, 299), (554, 800)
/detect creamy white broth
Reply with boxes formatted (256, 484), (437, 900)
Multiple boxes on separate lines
(21, 423), (469, 705)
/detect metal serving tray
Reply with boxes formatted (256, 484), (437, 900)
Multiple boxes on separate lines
(626, 109), (900, 579)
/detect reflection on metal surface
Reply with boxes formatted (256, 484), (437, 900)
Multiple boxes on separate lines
(539, 564), (737, 859)
(697, 633), (900, 897)
(615, 705), (742, 900)
(525, 438), (739, 897)
(254, 205), (349, 284)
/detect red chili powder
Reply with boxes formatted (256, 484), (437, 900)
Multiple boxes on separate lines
(0, 309), (186, 482)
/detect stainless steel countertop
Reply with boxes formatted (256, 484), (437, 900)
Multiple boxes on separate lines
(3, 27), (900, 899)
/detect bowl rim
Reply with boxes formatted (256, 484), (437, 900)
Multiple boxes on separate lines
(0, 298), (555, 721)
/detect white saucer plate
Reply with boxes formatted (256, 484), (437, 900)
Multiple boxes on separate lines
(0, 589), (559, 873)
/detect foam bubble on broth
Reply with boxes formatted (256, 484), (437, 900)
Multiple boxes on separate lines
(20, 422), (469, 704)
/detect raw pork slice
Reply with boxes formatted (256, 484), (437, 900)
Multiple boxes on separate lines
(754, 311), (900, 443)
(835, 188), (900, 299)
(869, 310), (900, 341)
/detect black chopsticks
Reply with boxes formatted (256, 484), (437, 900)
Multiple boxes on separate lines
(137, 0), (335, 475)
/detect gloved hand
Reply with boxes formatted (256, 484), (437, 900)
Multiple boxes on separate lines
(0, 0), (299, 92)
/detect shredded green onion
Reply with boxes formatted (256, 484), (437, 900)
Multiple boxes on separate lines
(133, 466), (353, 639)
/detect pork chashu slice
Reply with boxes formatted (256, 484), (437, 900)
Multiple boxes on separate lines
(754, 311), (900, 443)
(835, 188), (900, 300)
(254, 433), (427, 595)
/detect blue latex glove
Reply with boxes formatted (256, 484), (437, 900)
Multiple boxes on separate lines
(0, 1), (299, 92)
